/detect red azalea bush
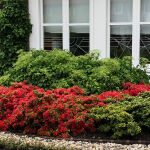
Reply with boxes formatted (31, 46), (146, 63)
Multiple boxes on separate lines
(0, 81), (103, 138)
(122, 82), (150, 96)
(0, 81), (150, 138)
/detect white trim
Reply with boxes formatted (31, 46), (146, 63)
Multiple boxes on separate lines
(107, 0), (110, 58)
(90, 0), (94, 51)
(29, 0), (41, 50)
(93, 0), (107, 58)
(69, 23), (90, 26)
(43, 24), (63, 26)
(140, 22), (150, 25)
(110, 23), (132, 25)
(132, 0), (140, 67)
(63, 0), (69, 51)
(40, 0), (44, 49)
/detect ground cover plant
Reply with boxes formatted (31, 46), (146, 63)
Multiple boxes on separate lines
(0, 49), (149, 94)
(0, 81), (150, 139)
(0, 133), (72, 150)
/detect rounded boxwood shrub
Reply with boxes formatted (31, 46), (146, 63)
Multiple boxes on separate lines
(90, 104), (141, 139)
(0, 49), (149, 94)
(90, 92), (150, 139)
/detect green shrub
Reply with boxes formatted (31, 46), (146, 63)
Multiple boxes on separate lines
(116, 93), (150, 129)
(90, 93), (150, 139)
(90, 104), (141, 139)
(0, 49), (149, 94)
(126, 93), (150, 129)
(118, 57), (149, 84)
(0, 0), (32, 76)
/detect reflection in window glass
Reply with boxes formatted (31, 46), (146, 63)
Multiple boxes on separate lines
(140, 25), (150, 62)
(43, 0), (62, 23)
(110, 25), (132, 58)
(110, 0), (133, 22)
(70, 26), (89, 56)
(141, 0), (150, 22)
(44, 26), (63, 51)
(69, 0), (89, 23)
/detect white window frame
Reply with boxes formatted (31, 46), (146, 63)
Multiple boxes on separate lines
(29, 0), (150, 68)
(40, 0), (94, 52)
(107, 0), (150, 69)
(29, 0), (107, 58)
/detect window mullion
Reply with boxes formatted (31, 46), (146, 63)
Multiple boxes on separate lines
(107, 0), (110, 58)
(90, 0), (94, 51)
(132, 0), (141, 66)
(40, 0), (44, 49)
(94, 0), (107, 58)
(62, 0), (69, 51)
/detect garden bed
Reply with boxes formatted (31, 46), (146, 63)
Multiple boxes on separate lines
(0, 81), (150, 140)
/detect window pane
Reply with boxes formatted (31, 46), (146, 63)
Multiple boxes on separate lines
(110, 0), (133, 22)
(141, 0), (150, 22)
(110, 25), (132, 58)
(140, 25), (150, 62)
(69, 0), (89, 23)
(44, 26), (63, 50)
(43, 0), (62, 23)
(70, 26), (89, 55)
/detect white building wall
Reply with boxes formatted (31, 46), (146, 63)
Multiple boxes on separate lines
(93, 0), (107, 58)
(28, 0), (41, 50)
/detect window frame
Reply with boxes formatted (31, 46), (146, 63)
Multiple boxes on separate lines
(39, 0), (94, 52)
(28, 0), (150, 73)
(29, 0), (107, 58)
(107, 0), (150, 68)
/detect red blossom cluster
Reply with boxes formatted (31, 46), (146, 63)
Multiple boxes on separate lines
(122, 82), (150, 96)
(0, 81), (149, 138)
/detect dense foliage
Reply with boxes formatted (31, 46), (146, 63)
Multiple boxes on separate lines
(90, 91), (150, 139)
(0, 50), (149, 94)
(90, 82), (150, 139)
(0, 0), (32, 75)
(0, 81), (150, 139)
(90, 104), (141, 139)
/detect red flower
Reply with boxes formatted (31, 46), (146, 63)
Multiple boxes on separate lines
(0, 81), (148, 138)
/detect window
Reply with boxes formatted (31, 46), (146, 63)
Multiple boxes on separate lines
(109, 0), (150, 65)
(43, 0), (63, 50)
(29, 0), (150, 67)
(69, 0), (90, 55)
(140, 0), (150, 62)
(41, 0), (91, 55)
(109, 0), (133, 58)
